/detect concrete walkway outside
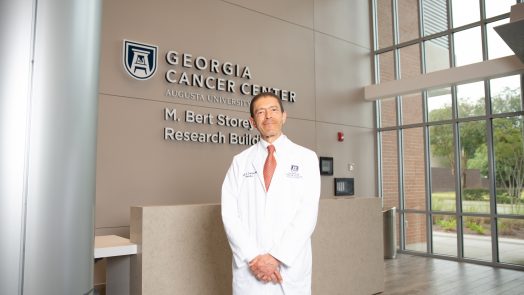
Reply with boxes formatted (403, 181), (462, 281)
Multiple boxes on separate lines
(407, 231), (524, 266)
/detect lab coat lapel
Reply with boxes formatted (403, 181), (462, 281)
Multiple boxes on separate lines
(251, 144), (266, 191)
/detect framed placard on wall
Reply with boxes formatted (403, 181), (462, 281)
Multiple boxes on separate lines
(334, 178), (354, 196)
(319, 157), (333, 175)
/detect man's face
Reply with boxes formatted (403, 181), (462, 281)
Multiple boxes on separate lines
(249, 95), (287, 143)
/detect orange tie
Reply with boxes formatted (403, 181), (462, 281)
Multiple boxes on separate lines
(263, 145), (277, 191)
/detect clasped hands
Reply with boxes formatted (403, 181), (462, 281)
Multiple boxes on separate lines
(249, 254), (283, 284)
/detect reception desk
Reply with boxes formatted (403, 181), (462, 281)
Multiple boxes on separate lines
(130, 197), (384, 295)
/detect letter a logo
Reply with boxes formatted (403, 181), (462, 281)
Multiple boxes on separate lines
(123, 40), (158, 80)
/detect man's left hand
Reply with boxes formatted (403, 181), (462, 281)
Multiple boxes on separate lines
(249, 254), (283, 283)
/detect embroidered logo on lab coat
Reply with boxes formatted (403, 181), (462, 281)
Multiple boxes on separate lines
(243, 171), (257, 178)
(286, 165), (302, 178)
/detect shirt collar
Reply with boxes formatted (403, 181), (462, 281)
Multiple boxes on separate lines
(260, 134), (286, 152)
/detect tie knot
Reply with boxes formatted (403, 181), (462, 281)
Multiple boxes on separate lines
(267, 145), (275, 154)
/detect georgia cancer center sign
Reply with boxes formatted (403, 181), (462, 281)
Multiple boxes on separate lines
(122, 39), (296, 145)
(122, 39), (297, 104)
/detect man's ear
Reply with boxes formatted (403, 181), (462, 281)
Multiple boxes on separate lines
(249, 117), (256, 128)
(282, 111), (287, 124)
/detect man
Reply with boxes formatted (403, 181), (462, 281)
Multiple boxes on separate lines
(221, 92), (321, 294)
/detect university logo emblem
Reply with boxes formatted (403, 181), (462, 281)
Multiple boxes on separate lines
(123, 40), (158, 80)
(291, 165), (299, 172)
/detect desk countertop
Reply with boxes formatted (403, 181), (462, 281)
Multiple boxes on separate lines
(94, 235), (137, 259)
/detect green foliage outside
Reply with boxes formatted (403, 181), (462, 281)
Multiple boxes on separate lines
(429, 87), (524, 214)
(431, 191), (524, 214)
(433, 215), (486, 235)
(463, 188), (488, 201)
(435, 216), (456, 232)
(464, 217), (486, 235)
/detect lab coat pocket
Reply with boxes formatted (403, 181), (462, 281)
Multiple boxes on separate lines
(283, 247), (311, 283)
(232, 264), (253, 285)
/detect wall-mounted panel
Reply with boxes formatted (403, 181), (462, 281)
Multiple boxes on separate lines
(315, 32), (373, 128)
(316, 122), (376, 198)
(314, 0), (371, 48)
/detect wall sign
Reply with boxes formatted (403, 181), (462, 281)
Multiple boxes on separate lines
(122, 39), (297, 108)
(163, 107), (259, 145)
(122, 39), (299, 146)
(123, 40), (158, 80)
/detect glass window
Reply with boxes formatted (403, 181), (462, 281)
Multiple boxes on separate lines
(422, 0), (448, 36)
(373, 0), (523, 267)
(490, 75), (522, 114)
(380, 97), (397, 127)
(402, 93), (423, 125)
(485, 0), (515, 19)
(405, 212), (428, 252)
(453, 27), (483, 67)
(459, 121), (489, 214)
(498, 218), (524, 265)
(378, 51), (395, 83)
(381, 130), (400, 210)
(403, 127), (426, 211)
(487, 19), (514, 60)
(399, 44), (421, 79)
(429, 124), (456, 212)
(427, 88), (452, 122)
(493, 116), (524, 216)
(451, 0), (480, 28)
(398, 0), (420, 43)
(432, 214), (458, 256)
(424, 36), (450, 73)
(377, 0), (394, 49)
(463, 216), (492, 261)
(457, 81), (485, 118)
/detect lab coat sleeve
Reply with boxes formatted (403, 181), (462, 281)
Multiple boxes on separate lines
(269, 151), (321, 267)
(221, 158), (259, 267)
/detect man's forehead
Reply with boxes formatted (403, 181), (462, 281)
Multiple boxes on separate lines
(253, 96), (281, 109)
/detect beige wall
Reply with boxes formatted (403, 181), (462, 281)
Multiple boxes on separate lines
(96, 0), (374, 236)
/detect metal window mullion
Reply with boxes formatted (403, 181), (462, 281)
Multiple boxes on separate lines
(454, 122), (464, 260)
(479, 0), (486, 20)
(451, 84), (464, 259)
(419, 0), (429, 75)
(484, 77), (499, 263)
(395, 16), (403, 250)
(480, 0), (489, 61)
(372, 0), (382, 204)
(371, 0), (379, 53)
(377, 104), (384, 205)
(447, 0), (456, 69)
(447, 0), (453, 30)
(423, 100), (433, 254)
(397, 126), (406, 250)
(521, 74), (524, 111)
(377, 130), (384, 206)
(396, 0), (404, 244)
(392, 0), (400, 47)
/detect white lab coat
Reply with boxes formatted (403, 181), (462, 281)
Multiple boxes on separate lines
(221, 135), (321, 295)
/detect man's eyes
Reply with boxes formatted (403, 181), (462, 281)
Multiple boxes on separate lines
(255, 108), (279, 115)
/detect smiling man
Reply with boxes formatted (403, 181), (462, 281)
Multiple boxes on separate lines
(221, 92), (321, 294)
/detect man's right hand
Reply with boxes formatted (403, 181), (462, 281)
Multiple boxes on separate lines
(249, 254), (283, 284)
